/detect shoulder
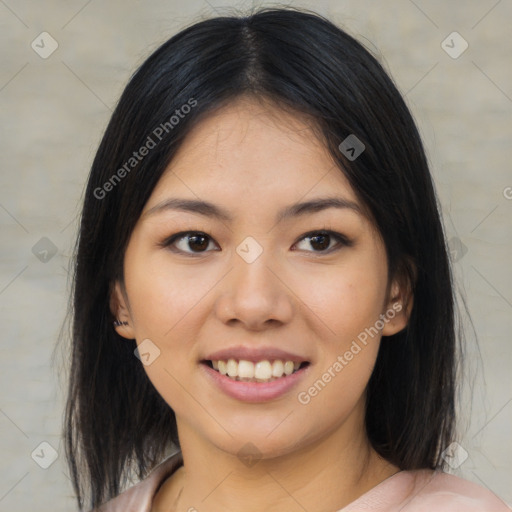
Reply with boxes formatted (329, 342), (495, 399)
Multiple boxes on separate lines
(402, 469), (511, 512)
(92, 451), (184, 512)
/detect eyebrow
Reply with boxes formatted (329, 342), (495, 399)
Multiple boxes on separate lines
(142, 196), (362, 223)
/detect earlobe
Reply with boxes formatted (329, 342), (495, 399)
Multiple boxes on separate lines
(381, 279), (414, 337)
(109, 280), (136, 339)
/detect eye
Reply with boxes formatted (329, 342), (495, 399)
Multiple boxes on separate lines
(160, 231), (219, 255)
(159, 229), (352, 256)
(293, 230), (352, 253)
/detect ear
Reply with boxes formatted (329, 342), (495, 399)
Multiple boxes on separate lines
(381, 272), (414, 337)
(109, 280), (136, 339)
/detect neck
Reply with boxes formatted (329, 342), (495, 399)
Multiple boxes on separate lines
(166, 409), (399, 512)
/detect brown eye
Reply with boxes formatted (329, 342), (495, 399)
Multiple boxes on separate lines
(308, 233), (331, 251)
(293, 230), (352, 253)
(160, 229), (351, 256)
(161, 231), (218, 254)
(186, 234), (209, 251)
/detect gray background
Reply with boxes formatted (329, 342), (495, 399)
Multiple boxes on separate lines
(0, 0), (511, 510)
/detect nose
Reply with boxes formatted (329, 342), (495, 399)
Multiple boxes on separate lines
(213, 247), (294, 331)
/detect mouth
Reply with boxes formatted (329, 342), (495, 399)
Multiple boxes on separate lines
(201, 359), (311, 383)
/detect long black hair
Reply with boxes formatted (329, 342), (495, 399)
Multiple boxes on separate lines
(61, 6), (459, 510)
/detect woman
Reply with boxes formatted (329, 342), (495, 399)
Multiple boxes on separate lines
(63, 6), (511, 512)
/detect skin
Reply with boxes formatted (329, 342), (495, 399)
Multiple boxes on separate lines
(111, 95), (413, 512)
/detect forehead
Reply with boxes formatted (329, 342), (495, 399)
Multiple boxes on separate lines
(146, 96), (360, 213)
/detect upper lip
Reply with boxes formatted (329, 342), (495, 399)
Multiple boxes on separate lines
(203, 345), (309, 363)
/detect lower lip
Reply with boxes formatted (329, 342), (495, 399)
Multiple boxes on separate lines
(200, 363), (310, 403)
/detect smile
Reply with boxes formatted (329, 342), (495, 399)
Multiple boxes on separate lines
(204, 359), (310, 383)
(200, 358), (311, 402)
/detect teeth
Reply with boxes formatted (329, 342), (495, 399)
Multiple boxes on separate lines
(218, 360), (227, 375)
(209, 358), (305, 382)
(255, 360), (272, 380)
(272, 360), (284, 377)
(227, 358), (238, 377)
(238, 359), (254, 379)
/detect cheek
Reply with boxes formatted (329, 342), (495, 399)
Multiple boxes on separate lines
(124, 252), (209, 415)
(294, 253), (387, 407)
(301, 259), (387, 343)
(126, 249), (214, 337)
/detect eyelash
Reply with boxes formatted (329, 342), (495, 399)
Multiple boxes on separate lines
(158, 229), (353, 256)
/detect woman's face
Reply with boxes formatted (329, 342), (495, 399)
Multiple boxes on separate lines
(112, 96), (410, 459)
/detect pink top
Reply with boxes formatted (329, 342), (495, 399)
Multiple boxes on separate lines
(94, 451), (511, 512)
